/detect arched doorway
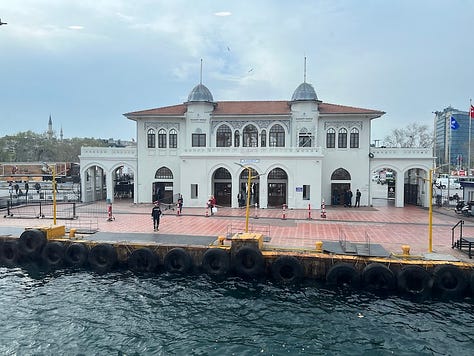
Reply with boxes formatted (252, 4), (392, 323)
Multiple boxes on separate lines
(240, 168), (260, 207)
(331, 168), (351, 206)
(371, 168), (397, 202)
(267, 167), (288, 207)
(212, 167), (232, 207)
(83, 165), (107, 202)
(113, 165), (134, 200)
(152, 166), (174, 204)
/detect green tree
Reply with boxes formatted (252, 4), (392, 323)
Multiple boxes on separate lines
(0, 132), (108, 162)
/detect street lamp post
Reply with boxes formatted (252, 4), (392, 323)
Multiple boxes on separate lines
(52, 165), (57, 225)
(428, 163), (449, 253)
(235, 162), (262, 233)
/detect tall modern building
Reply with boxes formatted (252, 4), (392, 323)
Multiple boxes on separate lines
(434, 107), (472, 173)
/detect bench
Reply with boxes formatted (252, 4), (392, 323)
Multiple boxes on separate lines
(454, 236), (474, 258)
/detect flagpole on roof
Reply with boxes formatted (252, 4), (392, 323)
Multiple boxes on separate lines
(469, 99), (473, 176)
(448, 116), (452, 200)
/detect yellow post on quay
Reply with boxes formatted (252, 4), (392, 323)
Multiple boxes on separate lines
(52, 164), (57, 225)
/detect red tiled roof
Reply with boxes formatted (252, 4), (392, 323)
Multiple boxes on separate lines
(124, 101), (384, 117)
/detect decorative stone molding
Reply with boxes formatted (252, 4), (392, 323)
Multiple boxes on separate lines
(144, 122), (180, 130)
(211, 119), (290, 132)
(324, 120), (363, 130)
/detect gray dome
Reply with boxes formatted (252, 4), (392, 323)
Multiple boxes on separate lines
(291, 82), (318, 101)
(187, 83), (214, 102)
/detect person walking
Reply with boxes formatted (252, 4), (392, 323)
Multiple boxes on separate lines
(24, 181), (29, 202)
(355, 189), (361, 207)
(151, 203), (162, 231)
(177, 194), (183, 215)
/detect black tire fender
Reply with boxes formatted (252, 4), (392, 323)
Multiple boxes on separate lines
(362, 263), (396, 292)
(128, 247), (158, 273)
(164, 248), (193, 274)
(433, 264), (468, 299)
(88, 244), (117, 273)
(19, 229), (47, 260)
(326, 262), (360, 288)
(397, 265), (432, 298)
(0, 240), (19, 267)
(270, 255), (304, 284)
(232, 246), (265, 278)
(470, 272), (474, 296)
(201, 248), (230, 277)
(64, 243), (89, 268)
(41, 241), (65, 267)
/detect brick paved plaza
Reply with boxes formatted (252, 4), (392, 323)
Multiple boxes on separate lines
(2, 199), (473, 261)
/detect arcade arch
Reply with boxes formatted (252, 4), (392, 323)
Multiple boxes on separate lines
(212, 167), (232, 207)
(331, 168), (351, 206)
(267, 167), (288, 207)
(152, 166), (174, 203)
(239, 167), (260, 206)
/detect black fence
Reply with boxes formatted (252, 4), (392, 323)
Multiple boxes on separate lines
(3, 200), (77, 220)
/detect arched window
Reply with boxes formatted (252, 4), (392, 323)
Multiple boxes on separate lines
(331, 168), (351, 180)
(350, 128), (359, 148)
(147, 129), (156, 148)
(169, 129), (177, 148)
(213, 167), (231, 179)
(268, 167), (288, 179)
(216, 125), (232, 147)
(326, 128), (335, 148)
(158, 129), (167, 148)
(260, 129), (267, 147)
(234, 130), (240, 147)
(298, 128), (312, 147)
(338, 128), (347, 148)
(269, 124), (285, 147)
(243, 124), (258, 147)
(155, 166), (173, 179)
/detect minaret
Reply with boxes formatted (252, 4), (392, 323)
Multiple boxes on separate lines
(47, 115), (54, 139)
(60, 126), (63, 141)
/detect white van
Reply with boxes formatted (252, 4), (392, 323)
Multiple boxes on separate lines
(435, 177), (461, 189)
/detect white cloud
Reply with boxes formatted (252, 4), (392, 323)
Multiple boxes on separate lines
(0, 0), (473, 140)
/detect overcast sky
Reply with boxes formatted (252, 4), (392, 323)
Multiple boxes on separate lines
(1, 0), (473, 142)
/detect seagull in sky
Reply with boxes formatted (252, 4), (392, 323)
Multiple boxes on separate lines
(0, 19), (7, 26)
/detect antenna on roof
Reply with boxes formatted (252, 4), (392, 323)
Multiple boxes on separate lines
(200, 58), (203, 84)
(304, 56), (307, 83)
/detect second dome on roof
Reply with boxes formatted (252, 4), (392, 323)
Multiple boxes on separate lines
(291, 82), (318, 101)
(187, 84), (214, 103)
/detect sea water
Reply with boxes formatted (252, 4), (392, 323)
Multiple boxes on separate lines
(0, 267), (473, 355)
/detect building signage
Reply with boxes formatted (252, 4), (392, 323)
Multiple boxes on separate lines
(240, 159), (260, 164)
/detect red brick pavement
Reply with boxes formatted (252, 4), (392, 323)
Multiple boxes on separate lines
(2, 200), (473, 260)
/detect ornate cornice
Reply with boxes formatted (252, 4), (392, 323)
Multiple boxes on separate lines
(211, 120), (290, 132)
(144, 122), (180, 130)
(324, 120), (363, 130)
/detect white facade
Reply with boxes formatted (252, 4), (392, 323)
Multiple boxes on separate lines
(79, 81), (435, 209)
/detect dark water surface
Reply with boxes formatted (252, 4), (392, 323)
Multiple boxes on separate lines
(0, 267), (473, 355)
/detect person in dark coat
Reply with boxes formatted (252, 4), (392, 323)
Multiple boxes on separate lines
(355, 189), (361, 207)
(151, 203), (162, 231)
(177, 195), (183, 214)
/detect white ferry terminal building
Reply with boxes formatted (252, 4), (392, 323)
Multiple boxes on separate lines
(79, 79), (433, 210)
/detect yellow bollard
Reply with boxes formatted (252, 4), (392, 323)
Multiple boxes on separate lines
(69, 228), (77, 238)
(401, 245), (410, 256)
(315, 241), (323, 253)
